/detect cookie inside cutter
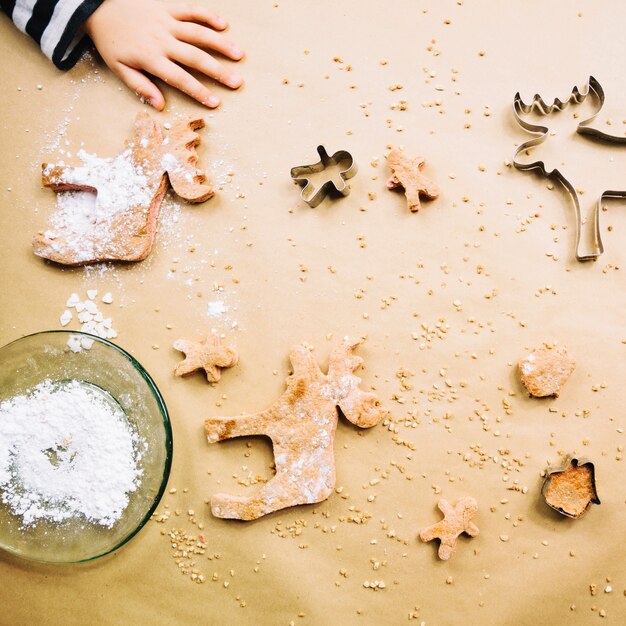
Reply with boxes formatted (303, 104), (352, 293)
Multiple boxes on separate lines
(542, 456), (600, 519)
(290, 145), (357, 208)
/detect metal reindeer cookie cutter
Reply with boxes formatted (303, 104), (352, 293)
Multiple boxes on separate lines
(512, 75), (626, 261)
(290, 145), (357, 208)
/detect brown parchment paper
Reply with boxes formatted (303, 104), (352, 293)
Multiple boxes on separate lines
(0, 1), (625, 624)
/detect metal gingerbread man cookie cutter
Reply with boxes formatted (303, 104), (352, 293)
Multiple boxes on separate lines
(512, 75), (625, 262)
(290, 145), (357, 208)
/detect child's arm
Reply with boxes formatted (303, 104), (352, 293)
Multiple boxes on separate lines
(2, 0), (244, 110)
(1, 0), (107, 70)
(84, 0), (244, 110)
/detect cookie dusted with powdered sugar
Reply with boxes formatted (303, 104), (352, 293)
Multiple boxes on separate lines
(33, 112), (213, 266)
(204, 338), (387, 520)
(518, 344), (576, 398)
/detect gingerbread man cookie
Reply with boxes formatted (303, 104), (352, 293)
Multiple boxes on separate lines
(204, 339), (387, 520)
(33, 112), (213, 266)
(173, 334), (238, 383)
(386, 148), (439, 212)
(419, 497), (479, 560)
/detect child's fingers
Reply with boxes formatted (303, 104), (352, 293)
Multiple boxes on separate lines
(153, 59), (221, 108)
(171, 42), (243, 89)
(168, 3), (227, 30)
(173, 21), (244, 60)
(113, 63), (165, 110)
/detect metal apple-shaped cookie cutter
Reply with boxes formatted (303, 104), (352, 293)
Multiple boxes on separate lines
(290, 145), (357, 208)
(541, 456), (600, 519)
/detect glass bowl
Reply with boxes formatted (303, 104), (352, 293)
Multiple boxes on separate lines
(0, 331), (172, 563)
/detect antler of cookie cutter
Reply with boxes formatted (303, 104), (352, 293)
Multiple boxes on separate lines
(290, 145), (358, 208)
(512, 75), (626, 262)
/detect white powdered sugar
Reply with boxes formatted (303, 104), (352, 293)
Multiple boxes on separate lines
(207, 299), (228, 317)
(47, 149), (153, 212)
(161, 152), (180, 173)
(161, 152), (195, 183)
(205, 290), (239, 331)
(61, 290), (117, 352)
(42, 149), (155, 262)
(44, 190), (98, 254)
(521, 353), (536, 375)
(0, 380), (144, 527)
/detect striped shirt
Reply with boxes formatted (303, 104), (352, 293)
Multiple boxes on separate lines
(1, 0), (105, 69)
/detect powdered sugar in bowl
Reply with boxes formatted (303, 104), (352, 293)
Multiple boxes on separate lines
(0, 331), (172, 562)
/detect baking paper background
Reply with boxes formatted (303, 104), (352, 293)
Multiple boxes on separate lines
(0, 1), (625, 624)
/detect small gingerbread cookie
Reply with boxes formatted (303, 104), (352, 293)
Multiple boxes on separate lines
(173, 334), (238, 383)
(204, 339), (387, 520)
(419, 497), (479, 560)
(519, 344), (575, 398)
(33, 112), (213, 266)
(386, 148), (439, 212)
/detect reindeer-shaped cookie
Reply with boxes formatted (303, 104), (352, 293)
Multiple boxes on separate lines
(513, 76), (625, 261)
(204, 339), (387, 520)
(33, 112), (213, 265)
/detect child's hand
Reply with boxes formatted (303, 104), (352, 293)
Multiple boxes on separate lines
(84, 0), (244, 110)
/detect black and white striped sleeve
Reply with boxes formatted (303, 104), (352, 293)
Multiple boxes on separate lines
(1, 0), (106, 70)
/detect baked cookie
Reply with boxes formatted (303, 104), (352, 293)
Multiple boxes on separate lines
(173, 334), (238, 383)
(33, 112), (213, 265)
(204, 339), (387, 520)
(419, 497), (479, 560)
(386, 148), (439, 212)
(542, 457), (600, 519)
(519, 344), (575, 398)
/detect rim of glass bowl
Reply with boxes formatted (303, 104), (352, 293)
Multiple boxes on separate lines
(0, 330), (173, 564)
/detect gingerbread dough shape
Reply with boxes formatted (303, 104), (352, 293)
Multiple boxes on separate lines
(33, 112), (213, 266)
(519, 344), (576, 398)
(173, 334), (238, 383)
(204, 339), (388, 520)
(419, 497), (479, 560)
(386, 148), (440, 212)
